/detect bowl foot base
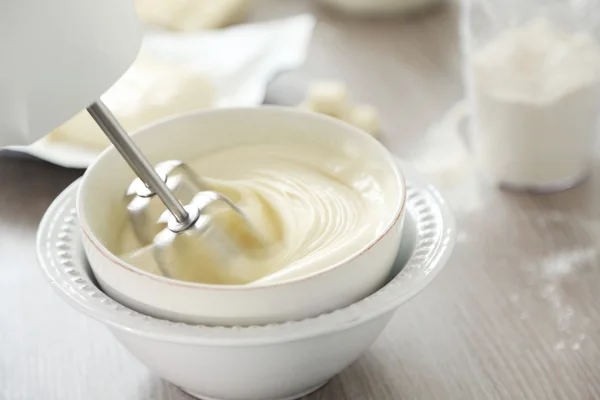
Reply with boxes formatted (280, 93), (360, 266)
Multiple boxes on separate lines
(180, 380), (330, 400)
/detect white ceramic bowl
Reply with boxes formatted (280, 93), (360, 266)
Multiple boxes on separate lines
(37, 166), (455, 400)
(77, 107), (406, 326)
(315, 0), (443, 16)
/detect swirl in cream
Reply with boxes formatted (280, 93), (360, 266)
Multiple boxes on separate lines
(118, 143), (391, 285)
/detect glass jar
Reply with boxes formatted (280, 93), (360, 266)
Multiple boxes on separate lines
(460, 0), (600, 192)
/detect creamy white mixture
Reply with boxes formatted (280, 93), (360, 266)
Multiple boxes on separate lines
(468, 18), (600, 188)
(118, 143), (390, 285)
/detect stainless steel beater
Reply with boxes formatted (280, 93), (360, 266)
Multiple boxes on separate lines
(87, 101), (263, 275)
(125, 159), (208, 246)
(87, 101), (200, 232)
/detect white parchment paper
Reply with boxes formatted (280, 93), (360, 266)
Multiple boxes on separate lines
(5, 14), (315, 168)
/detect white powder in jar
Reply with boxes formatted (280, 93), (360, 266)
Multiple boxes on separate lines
(468, 18), (600, 189)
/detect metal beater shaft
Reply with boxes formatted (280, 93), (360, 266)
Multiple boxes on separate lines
(87, 101), (197, 231)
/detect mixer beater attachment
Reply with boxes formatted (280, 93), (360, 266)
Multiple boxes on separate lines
(126, 160), (207, 245)
(87, 101), (264, 276)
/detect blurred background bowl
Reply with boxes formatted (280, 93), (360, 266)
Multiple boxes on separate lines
(314, 0), (444, 16)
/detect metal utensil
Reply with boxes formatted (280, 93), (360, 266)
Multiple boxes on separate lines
(86, 101), (262, 265)
(126, 160), (208, 245)
(153, 191), (267, 284)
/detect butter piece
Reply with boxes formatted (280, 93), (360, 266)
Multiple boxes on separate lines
(344, 104), (381, 137)
(304, 81), (351, 117)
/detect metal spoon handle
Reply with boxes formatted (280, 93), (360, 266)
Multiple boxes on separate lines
(87, 101), (194, 228)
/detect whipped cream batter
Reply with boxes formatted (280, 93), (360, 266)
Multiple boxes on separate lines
(118, 143), (392, 285)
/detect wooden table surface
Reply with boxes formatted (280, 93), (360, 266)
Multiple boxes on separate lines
(2, 1), (600, 399)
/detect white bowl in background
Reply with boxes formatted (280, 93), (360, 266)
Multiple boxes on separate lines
(315, 0), (443, 16)
(37, 165), (455, 400)
(77, 107), (406, 326)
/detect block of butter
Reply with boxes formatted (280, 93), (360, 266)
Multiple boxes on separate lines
(135, 0), (249, 31)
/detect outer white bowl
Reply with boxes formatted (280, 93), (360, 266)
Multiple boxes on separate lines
(77, 107), (406, 326)
(37, 165), (455, 400)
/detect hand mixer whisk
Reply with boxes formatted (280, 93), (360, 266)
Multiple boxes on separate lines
(87, 101), (264, 281)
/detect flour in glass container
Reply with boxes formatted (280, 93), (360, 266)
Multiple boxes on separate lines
(468, 18), (600, 189)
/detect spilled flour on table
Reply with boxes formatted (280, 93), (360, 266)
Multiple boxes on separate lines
(523, 247), (597, 351)
(412, 102), (484, 215)
(541, 249), (597, 280)
(414, 104), (598, 352)
(456, 231), (469, 243)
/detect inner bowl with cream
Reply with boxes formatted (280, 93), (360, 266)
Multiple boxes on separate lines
(78, 107), (405, 326)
